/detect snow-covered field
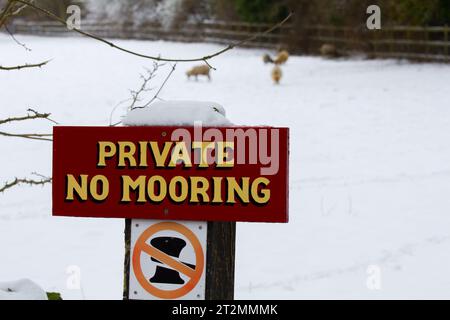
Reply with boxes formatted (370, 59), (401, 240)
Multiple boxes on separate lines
(1, 34), (450, 299)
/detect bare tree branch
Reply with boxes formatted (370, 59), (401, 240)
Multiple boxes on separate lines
(0, 173), (52, 193)
(0, 109), (55, 141)
(4, 24), (31, 51)
(12, 0), (293, 63)
(129, 62), (161, 109)
(0, 60), (50, 71)
(109, 61), (177, 126)
(0, 131), (52, 141)
(0, 0), (33, 23)
(0, 0), (15, 27)
(9, 0), (32, 17)
(135, 63), (177, 110)
(0, 108), (57, 125)
(109, 62), (163, 126)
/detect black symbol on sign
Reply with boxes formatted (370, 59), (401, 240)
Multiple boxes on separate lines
(149, 237), (196, 285)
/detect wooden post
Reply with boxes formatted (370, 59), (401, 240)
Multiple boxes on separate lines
(123, 218), (131, 300)
(205, 222), (236, 300)
(123, 220), (236, 300)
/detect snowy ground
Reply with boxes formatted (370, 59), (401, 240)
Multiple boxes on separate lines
(1, 34), (450, 300)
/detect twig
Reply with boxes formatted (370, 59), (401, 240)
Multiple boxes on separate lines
(108, 98), (132, 127)
(135, 63), (177, 109)
(0, 108), (57, 126)
(0, 131), (52, 141)
(0, 1), (14, 27)
(0, 60), (50, 71)
(109, 62), (163, 125)
(0, 109), (55, 141)
(12, 0), (293, 63)
(9, 0), (32, 17)
(0, 174), (52, 193)
(129, 62), (161, 109)
(4, 24), (31, 51)
(203, 59), (215, 70)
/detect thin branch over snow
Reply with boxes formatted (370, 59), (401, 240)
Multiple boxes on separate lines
(136, 63), (177, 109)
(0, 1), (46, 71)
(0, 109), (55, 141)
(109, 62), (177, 126)
(0, 131), (52, 141)
(109, 62), (163, 126)
(0, 173), (52, 193)
(4, 24), (31, 51)
(0, 60), (50, 71)
(0, 108), (56, 125)
(129, 62), (162, 109)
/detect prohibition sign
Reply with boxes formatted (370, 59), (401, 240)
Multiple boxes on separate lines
(132, 222), (205, 299)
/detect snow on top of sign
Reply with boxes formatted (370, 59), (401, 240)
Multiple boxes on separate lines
(0, 279), (48, 300)
(123, 101), (233, 126)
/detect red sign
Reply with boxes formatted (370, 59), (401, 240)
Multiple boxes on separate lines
(52, 126), (289, 223)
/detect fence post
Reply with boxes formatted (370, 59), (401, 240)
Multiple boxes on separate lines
(389, 28), (395, 57)
(407, 27), (411, 56)
(445, 25), (449, 62)
(371, 27), (377, 58)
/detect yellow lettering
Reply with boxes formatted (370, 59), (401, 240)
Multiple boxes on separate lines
(169, 142), (192, 167)
(216, 142), (235, 167)
(138, 141), (148, 167)
(169, 176), (188, 203)
(121, 176), (146, 203)
(212, 177), (223, 203)
(98, 142), (116, 167)
(90, 175), (109, 201)
(227, 177), (250, 204)
(118, 142), (137, 167)
(192, 141), (215, 168)
(148, 175), (167, 202)
(150, 142), (173, 167)
(251, 177), (271, 204)
(190, 177), (210, 203)
(66, 174), (88, 201)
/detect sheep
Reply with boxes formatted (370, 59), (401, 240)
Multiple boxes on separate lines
(263, 53), (274, 64)
(186, 65), (211, 81)
(271, 65), (282, 85)
(320, 44), (339, 58)
(274, 50), (289, 65)
(262, 50), (290, 65)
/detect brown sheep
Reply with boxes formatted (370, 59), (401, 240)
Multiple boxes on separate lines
(186, 65), (211, 81)
(320, 44), (339, 58)
(271, 65), (282, 85)
(274, 50), (289, 65)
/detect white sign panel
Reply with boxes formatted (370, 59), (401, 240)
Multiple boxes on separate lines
(129, 219), (207, 300)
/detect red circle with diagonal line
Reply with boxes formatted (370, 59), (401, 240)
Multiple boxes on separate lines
(132, 222), (205, 299)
